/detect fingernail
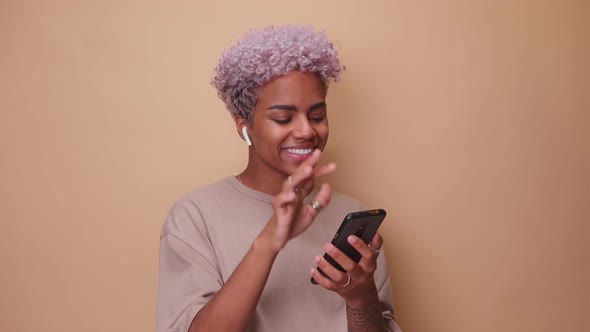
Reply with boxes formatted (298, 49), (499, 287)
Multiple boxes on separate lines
(315, 255), (321, 263)
(348, 235), (358, 244)
(310, 268), (316, 275)
(325, 244), (334, 253)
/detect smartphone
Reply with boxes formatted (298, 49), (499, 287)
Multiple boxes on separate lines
(311, 208), (386, 284)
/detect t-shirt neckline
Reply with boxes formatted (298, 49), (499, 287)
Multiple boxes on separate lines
(225, 175), (317, 204)
(225, 176), (274, 203)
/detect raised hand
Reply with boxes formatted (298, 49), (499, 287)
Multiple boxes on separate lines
(262, 149), (336, 253)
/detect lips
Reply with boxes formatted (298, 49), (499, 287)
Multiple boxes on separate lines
(281, 146), (318, 162)
(284, 147), (315, 155)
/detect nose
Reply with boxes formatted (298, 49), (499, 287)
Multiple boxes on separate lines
(292, 116), (316, 140)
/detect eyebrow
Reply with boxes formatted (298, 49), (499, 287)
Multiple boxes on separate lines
(267, 102), (327, 112)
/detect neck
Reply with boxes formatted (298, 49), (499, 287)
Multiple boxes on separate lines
(238, 163), (288, 196)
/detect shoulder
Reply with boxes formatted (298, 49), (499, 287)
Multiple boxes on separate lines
(160, 177), (235, 238)
(325, 190), (365, 212)
(179, 177), (235, 203)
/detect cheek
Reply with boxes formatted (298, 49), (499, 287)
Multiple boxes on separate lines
(258, 126), (289, 147)
(317, 123), (329, 139)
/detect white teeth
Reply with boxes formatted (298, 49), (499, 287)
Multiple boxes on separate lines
(285, 148), (314, 155)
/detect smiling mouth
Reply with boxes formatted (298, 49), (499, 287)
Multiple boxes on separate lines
(284, 147), (315, 155)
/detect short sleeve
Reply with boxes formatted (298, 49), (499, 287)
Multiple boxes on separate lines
(157, 200), (222, 332)
(375, 250), (403, 332)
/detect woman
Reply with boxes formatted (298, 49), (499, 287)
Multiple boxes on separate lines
(157, 25), (402, 332)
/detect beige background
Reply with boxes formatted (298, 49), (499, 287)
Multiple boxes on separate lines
(1, 1), (588, 331)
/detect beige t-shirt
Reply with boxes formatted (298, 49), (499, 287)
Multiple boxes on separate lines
(157, 176), (401, 332)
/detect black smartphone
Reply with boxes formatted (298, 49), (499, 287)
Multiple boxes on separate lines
(311, 208), (386, 284)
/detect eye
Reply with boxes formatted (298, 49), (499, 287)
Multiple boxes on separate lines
(273, 118), (291, 125)
(309, 115), (326, 123)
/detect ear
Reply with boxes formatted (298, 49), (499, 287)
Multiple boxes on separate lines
(235, 117), (252, 146)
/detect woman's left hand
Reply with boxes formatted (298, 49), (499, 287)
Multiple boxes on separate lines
(311, 232), (384, 305)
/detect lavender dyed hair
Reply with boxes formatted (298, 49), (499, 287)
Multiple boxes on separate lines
(212, 24), (345, 124)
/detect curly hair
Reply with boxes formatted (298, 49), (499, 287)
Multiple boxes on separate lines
(212, 24), (345, 124)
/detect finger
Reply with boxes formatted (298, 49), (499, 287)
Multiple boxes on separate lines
(313, 162), (337, 178)
(314, 182), (332, 206)
(301, 183), (332, 220)
(286, 149), (322, 187)
(291, 183), (331, 237)
(347, 235), (378, 265)
(302, 148), (322, 168)
(313, 255), (350, 288)
(283, 165), (314, 194)
(300, 163), (335, 193)
(370, 232), (383, 250)
(301, 161), (335, 194)
(310, 267), (342, 291)
(271, 190), (297, 214)
(285, 150), (332, 196)
(299, 175), (316, 195)
(320, 243), (357, 274)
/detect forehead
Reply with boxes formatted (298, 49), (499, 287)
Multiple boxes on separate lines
(256, 71), (325, 106)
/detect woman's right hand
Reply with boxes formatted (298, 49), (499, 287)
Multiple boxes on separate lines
(260, 149), (336, 253)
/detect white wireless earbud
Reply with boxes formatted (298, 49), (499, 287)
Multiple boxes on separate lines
(241, 126), (252, 146)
